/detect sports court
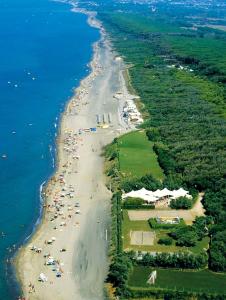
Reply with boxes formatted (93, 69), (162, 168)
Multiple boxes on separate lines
(130, 230), (156, 246)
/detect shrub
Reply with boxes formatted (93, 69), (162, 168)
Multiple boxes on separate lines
(105, 140), (118, 161)
(146, 127), (160, 141)
(123, 197), (155, 209)
(170, 225), (198, 247)
(123, 197), (144, 206)
(176, 231), (198, 247)
(170, 196), (193, 209)
(158, 237), (173, 245)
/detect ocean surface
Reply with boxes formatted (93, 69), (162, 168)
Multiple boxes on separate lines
(0, 0), (99, 298)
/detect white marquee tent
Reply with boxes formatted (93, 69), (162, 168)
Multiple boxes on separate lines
(122, 187), (192, 204)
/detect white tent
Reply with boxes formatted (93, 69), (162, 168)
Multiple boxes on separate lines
(39, 273), (48, 282)
(122, 188), (158, 203)
(122, 188), (191, 204)
(170, 188), (192, 199)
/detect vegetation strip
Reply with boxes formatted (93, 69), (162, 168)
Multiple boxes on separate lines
(101, 7), (226, 300)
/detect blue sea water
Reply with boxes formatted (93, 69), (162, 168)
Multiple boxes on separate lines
(0, 0), (99, 298)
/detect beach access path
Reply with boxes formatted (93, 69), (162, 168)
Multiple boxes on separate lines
(16, 32), (132, 300)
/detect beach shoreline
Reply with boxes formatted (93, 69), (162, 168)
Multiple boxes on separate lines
(14, 5), (137, 299)
(15, 7), (104, 297)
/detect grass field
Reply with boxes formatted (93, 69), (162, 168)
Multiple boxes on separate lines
(122, 210), (209, 253)
(129, 266), (226, 294)
(117, 130), (164, 180)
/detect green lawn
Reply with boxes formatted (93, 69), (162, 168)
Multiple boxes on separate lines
(129, 266), (226, 294)
(117, 130), (164, 180)
(122, 210), (209, 253)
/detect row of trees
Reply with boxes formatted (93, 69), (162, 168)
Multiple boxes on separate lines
(106, 193), (133, 297)
(128, 287), (226, 300)
(109, 192), (122, 255)
(107, 253), (133, 297)
(134, 251), (208, 269)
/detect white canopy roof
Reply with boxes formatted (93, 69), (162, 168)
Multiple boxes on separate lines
(122, 188), (192, 203)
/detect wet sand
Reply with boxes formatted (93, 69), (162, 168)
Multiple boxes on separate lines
(15, 12), (133, 300)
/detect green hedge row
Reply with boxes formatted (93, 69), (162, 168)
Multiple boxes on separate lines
(126, 286), (226, 300)
(110, 192), (122, 255)
(123, 204), (155, 210)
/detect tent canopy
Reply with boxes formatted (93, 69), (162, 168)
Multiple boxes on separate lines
(122, 188), (191, 203)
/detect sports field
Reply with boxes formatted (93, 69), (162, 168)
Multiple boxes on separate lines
(129, 266), (226, 294)
(117, 130), (164, 180)
(130, 231), (156, 246)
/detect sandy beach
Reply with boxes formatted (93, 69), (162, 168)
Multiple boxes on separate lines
(16, 11), (134, 300)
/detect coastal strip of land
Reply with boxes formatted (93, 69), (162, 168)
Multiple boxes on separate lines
(15, 10), (136, 300)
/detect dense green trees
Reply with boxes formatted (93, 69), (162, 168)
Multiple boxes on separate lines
(121, 174), (162, 193)
(100, 11), (226, 273)
(169, 217), (209, 247)
(146, 128), (160, 142)
(107, 253), (133, 296)
(99, 5), (226, 298)
(170, 226), (198, 247)
(209, 230), (226, 272)
(170, 196), (193, 209)
(193, 216), (210, 240)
